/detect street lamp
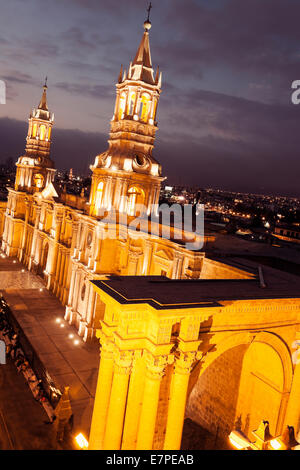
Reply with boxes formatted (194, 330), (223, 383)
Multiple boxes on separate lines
(75, 433), (89, 449)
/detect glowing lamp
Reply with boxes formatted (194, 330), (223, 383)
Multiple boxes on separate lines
(269, 439), (282, 450)
(75, 433), (89, 449)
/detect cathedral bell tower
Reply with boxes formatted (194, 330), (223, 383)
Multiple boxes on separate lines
(14, 79), (55, 193)
(89, 15), (165, 218)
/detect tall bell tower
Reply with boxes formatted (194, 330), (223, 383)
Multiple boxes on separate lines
(89, 12), (165, 218)
(14, 79), (55, 193)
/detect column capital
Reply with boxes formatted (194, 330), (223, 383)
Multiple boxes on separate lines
(144, 352), (168, 380)
(114, 349), (134, 375)
(100, 341), (116, 361)
(98, 330), (115, 359)
(174, 351), (197, 375)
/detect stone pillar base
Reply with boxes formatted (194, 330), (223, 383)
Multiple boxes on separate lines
(83, 325), (95, 342)
(30, 260), (39, 274)
(78, 320), (87, 337)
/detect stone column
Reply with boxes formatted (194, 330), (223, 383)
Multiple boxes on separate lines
(102, 349), (134, 450)
(28, 206), (41, 270)
(19, 199), (30, 262)
(113, 90), (120, 119)
(89, 336), (115, 450)
(172, 253), (184, 279)
(121, 352), (145, 449)
(164, 352), (196, 450)
(284, 335), (300, 433)
(136, 353), (168, 450)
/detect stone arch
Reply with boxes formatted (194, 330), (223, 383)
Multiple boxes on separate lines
(183, 331), (293, 449)
(140, 92), (151, 122)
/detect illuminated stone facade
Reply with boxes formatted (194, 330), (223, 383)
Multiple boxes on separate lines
(89, 276), (300, 450)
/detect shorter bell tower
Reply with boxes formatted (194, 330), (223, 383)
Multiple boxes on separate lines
(89, 14), (165, 218)
(15, 79), (55, 193)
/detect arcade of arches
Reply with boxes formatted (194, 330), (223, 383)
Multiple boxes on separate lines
(88, 277), (300, 450)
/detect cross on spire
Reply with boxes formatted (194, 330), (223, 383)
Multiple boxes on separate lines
(146, 2), (152, 22)
(44, 76), (48, 88)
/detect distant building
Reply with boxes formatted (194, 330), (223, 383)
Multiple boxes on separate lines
(273, 224), (300, 244)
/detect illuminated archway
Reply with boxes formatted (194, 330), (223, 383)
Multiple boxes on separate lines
(34, 173), (44, 189)
(32, 123), (37, 138)
(140, 93), (151, 122)
(128, 92), (136, 115)
(127, 186), (145, 216)
(95, 181), (104, 213)
(183, 332), (293, 449)
(39, 125), (46, 141)
(38, 241), (49, 279)
(118, 92), (126, 120)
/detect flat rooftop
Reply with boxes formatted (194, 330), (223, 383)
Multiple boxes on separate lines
(92, 265), (300, 310)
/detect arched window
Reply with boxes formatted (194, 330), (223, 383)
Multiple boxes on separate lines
(118, 92), (126, 120)
(32, 123), (37, 138)
(127, 186), (145, 216)
(153, 99), (158, 120)
(39, 125), (46, 141)
(140, 94), (151, 122)
(128, 92), (136, 115)
(34, 173), (44, 189)
(96, 181), (104, 212)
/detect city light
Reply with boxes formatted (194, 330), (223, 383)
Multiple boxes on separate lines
(269, 439), (282, 450)
(75, 433), (89, 449)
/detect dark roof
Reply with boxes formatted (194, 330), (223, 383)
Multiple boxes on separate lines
(91, 266), (300, 310)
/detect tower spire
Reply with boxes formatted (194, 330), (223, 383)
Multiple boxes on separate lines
(130, 6), (155, 84)
(38, 77), (48, 111)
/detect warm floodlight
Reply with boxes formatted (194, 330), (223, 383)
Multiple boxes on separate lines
(75, 433), (88, 449)
(270, 438), (282, 450)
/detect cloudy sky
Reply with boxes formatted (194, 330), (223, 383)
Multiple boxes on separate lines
(1, 0), (300, 196)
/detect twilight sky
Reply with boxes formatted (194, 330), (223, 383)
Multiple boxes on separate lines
(1, 0), (300, 196)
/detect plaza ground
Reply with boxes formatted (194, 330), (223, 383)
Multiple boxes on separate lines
(0, 254), (99, 444)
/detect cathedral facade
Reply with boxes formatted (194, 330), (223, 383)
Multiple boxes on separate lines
(0, 20), (251, 341)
